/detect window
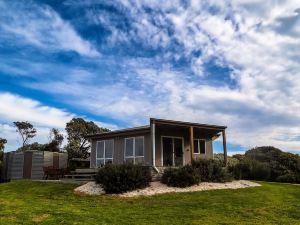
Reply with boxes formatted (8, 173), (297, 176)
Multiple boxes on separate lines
(194, 140), (199, 153)
(194, 139), (206, 154)
(125, 136), (144, 164)
(96, 139), (114, 167)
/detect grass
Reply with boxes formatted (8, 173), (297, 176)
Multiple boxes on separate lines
(0, 181), (300, 225)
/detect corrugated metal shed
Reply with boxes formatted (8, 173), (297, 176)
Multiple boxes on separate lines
(10, 152), (24, 180)
(3, 150), (68, 180)
(31, 151), (44, 179)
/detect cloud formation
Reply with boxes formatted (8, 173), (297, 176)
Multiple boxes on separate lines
(1, 0), (300, 153)
(0, 93), (118, 151)
(0, 1), (100, 57)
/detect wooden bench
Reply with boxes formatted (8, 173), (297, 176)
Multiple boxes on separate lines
(43, 167), (68, 180)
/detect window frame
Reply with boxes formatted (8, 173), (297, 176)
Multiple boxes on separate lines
(124, 136), (145, 164)
(96, 139), (114, 167)
(193, 139), (206, 155)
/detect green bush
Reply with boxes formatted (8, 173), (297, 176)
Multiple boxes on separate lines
(276, 173), (298, 183)
(192, 159), (232, 182)
(68, 159), (90, 171)
(161, 165), (200, 187)
(95, 164), (152, 194)
(240, 146), (300, 183)
(0, 162), (2, 182)
(233, 159), (271, 181)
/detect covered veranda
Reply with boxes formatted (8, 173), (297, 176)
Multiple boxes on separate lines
(150, 118), (228, 168)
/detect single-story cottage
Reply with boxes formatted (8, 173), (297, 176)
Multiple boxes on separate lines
(87, 118), (228, 171)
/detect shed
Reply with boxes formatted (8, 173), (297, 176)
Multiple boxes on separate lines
(2, 150), (68, 180)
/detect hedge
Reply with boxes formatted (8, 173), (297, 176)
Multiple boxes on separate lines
(161, 159), (232, 188)
(161, 165), (200, 187)
(95, 164), (152, 194)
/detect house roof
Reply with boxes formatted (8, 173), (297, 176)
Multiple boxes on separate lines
(86, 125), (150, 139)
(86, 118), (226, 139)
(150, 118), (227, 130)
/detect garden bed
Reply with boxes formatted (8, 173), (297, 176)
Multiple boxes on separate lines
(74, 180), (260, 197)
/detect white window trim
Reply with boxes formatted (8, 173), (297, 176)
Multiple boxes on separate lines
(124, 136), (144, 164)
(96, 139), (114, 167)
(194, 139), (206, 155)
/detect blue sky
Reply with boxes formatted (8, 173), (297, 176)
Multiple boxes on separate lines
(1, 0), (300, 154)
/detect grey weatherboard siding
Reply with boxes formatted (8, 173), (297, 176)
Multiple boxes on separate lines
(89, 118), (221, 168)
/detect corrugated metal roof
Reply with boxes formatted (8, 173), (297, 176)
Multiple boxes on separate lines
(86, 125), (150, 138)
(86, 118), (226, 139)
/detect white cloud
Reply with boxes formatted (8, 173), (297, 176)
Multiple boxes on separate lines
(0, 92), (74, 151)
(0, 92), (119, 151)
(0, 1), (100, 57)
(0, 123), (65, 152)
(25, 62), (300, 151)
(3, 0), (300, 153)
(0, 93), (74, 128)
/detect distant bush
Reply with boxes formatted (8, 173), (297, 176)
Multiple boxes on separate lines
(95, 164), (151, 194)
(276, 173), (298, 183)
(232, 146), (300, 183)
(233, 159), (270, 181)
(0, 162), (2, 182)
(161, 165), (200, 188)
(192, 159), (232, 182)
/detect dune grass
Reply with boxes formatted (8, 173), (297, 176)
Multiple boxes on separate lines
(0, 180), (300, 224)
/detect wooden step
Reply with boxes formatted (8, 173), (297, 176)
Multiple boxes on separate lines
(64, 174), (95, 179)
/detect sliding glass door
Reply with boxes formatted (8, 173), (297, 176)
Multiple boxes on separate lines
(162, 137), (183, 166)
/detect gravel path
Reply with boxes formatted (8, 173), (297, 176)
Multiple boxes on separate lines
(74, 180), (260, 197)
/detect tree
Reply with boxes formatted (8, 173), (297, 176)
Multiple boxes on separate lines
(0, 138), (6, 152)
(0, 138), (7, 181)
(16, 142), (46, 152)
(45, 128), (64, 152)
(65, 118), (110, 159)
(0, 137), (7, 160)
(14, 121), (37, 151)
(15, 129), (64, 152)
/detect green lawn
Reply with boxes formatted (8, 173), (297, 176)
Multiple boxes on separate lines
(0, 181), (300, 225)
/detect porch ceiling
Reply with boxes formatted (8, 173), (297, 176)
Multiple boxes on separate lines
(151, 118), (225, 137)
(155, 123), (222, 137)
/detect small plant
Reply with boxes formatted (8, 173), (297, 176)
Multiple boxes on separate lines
(161, 165), (200, 187)
(95, 164), (152, 194)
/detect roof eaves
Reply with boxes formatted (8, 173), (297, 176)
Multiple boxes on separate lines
(150, 118), (226, 130)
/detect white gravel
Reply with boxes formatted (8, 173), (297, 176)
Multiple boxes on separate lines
(74, 182), (104, 195)
(74, 180), (260, 197)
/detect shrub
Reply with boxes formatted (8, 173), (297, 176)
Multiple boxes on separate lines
(0, 162), (2, 182)
(233, 159), (271, 181)
(276, 173), (298, 183)
(232, 160), (251, 180)
(192, 159), (232, 182)
(161, 165), (200, 187)
(241, 146), (300, 183)
(214, 154), (239, 167)
(251, 161), (271, 180)
(95, 164), (151, 194)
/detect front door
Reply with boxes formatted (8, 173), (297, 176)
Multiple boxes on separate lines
(162, 137), (183, 166)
